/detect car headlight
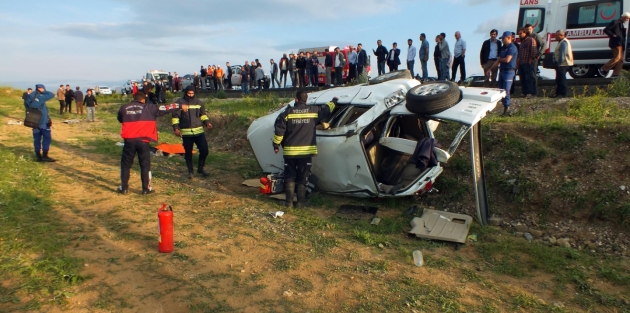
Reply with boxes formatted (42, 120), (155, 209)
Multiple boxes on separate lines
(384, 89), (406, 108)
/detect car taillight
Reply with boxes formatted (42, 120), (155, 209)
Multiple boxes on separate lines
(425, 180), (433, 192)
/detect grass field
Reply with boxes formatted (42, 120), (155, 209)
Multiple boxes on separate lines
(0, 84), (629, 312)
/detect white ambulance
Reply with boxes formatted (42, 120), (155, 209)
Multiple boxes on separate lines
(518, 0), (630, 78)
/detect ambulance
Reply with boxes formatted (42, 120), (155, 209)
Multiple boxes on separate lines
(297, 46), (371, 85)
(518, 0), (630, 78)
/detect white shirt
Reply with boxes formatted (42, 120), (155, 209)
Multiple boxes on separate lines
(408, 45), (417, 61)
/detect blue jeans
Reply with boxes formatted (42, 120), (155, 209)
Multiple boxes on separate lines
(518, 63), (535, 96)
(33, 128), (52, 152)
(440, 58), (450, 81)
(377, 61), (386, 75)
(241, 82), (249, 95)
(407, 60), (415, 77)
(305, 69), (311, 85)
(420, 60), (428, 80)
(499, 70), (515, 107)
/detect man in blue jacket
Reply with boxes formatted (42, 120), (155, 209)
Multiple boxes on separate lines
(24, 84), (56, 162)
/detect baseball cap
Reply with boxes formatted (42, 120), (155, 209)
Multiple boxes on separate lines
(500, 31), (512, 39)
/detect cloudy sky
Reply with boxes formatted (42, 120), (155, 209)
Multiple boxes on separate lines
(0, 0), (522, 90)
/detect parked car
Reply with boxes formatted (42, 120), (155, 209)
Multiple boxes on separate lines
(96, 86), (112, 95)
(122, 80), (142, 94)
(146, 70), (171, 90)
(247, 70), (505, 225)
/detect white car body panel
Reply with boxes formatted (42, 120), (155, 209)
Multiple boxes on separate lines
(247, 78), (503, 199)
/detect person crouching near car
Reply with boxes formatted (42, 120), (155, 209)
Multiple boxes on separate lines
(172, 86), (212, 179)
(486, 31), (518, 117)
(117, 91), (188, 195)
(273, 90), (338, 208)
(24, 84), (56, 162)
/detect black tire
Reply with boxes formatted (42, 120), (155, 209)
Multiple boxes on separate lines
(568, 65), (597, 79)
(369, 70), (412, 85)
(405, 81), (461, 115)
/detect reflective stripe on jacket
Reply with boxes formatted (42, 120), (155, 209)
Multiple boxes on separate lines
(172, 98), (208, 137)
(273, 100), (335, 158)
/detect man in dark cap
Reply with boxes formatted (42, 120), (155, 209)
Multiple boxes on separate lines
(172, 85), (212, 179)
(24, 84), (56, 162)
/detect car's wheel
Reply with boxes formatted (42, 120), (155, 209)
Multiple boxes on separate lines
(405, 81), (461, 115)
(569, 65), (597, 79)
(369, 70), (412, 85)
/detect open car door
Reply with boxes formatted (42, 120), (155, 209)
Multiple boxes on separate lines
(431, 87), (505, 225)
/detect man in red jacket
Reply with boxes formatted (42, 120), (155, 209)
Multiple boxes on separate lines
(117, 91), (188, 195)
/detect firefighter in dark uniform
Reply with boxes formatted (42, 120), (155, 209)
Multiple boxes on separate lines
(273, 90), (337, 208)
(172, 85), (212, 179)
(117, 91), (188, 195)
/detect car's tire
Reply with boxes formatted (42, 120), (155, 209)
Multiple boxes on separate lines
(405, 81), (461, 115)
(369, 70), (412, 85)
(569, 65), (597, 79)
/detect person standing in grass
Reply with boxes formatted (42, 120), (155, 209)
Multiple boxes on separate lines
(241, 66), (250, 95)
(57, 85), (65, 114)
(64, 85), (74, 113)
(25, 84), (56, 162)
(22, 88), (32, 108)
(172, 85), (212, 179)
(117, 91), (188, 195)
(84, 89), (98, 122)
(74, 86), (84, 115)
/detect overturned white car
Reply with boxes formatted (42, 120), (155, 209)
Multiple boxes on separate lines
(247, 71), (505, 225)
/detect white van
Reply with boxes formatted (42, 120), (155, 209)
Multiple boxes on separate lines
(519, 0), (630, 78)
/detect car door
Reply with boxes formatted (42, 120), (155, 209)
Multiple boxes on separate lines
(391, 87), (505, 225)
(231, 66), (242, 87)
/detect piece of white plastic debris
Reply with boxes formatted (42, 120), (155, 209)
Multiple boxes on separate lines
(115, 142), (125, 146)
(371, 218), (381, 225)
(7, 120), (22, 125)
(269, 211), (284, 218)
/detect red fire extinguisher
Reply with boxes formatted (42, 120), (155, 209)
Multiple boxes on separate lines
(157, 203), (174, 253)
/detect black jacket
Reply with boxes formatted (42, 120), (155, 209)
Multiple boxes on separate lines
(296, 56), (307, 69)
(271, 63), (278, 75)
(227, 66), (233, 76)
(410, 138), (438, 170)
(172, 97), (209, 136)
(84, 95), (98, 107)
(373, 45), (388, 62)
(325, 54), (333, 67)
(193, 76), (200, 88)
(604, 19), (627, 48)
(480, 39), (503, 65)
(387, 48), (401, 66)
(358, 49), (368, 66)
(65, 89), (75, 101)
(200, 68), (207, 77)
(273, 99), (336, 158)
(433, 44), (441, 59)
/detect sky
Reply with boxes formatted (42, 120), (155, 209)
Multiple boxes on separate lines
(0, 0), (525, 90)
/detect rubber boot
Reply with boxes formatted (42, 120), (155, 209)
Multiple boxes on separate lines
(284, 182), (295, 208)
(35, 151), (42, 162)
(186, 160), (194, 179)
(501, 106), (511, 117)
(42, 150), (56, 162)
(197, 167), (210, 177)
(296, 184), (310, 208)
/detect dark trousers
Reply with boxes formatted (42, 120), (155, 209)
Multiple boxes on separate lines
(518, 63), (535, 96)
(335, 67), (343, 85)
(555, 66), (568, 97)
(434, 58), (441, 80)
(227, 75), (232, 89)
(59, 100), (65, 114)
(348, 63), (357, 82)
(298, 69), (306, 88)
(310, 67), (319, 86)
(284, 157), (311, 185)
(65, 99), (72, 113)
(120, 140), (151, 191)
(451, 56), (466, 82)
(182, 134), (209, 171)
(271, 72), (281, 88)
(388, 63), (398, 72)
(532, 58), (540, 95)
(407, 60), (415, 77)
(280, 70), (288, 88)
